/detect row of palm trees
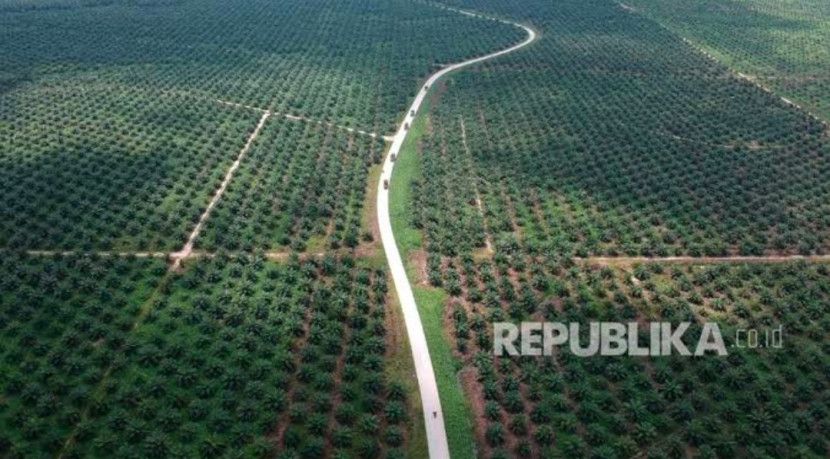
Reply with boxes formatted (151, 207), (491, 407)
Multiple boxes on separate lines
(5, 0), (525, 133)
(442, 251), (827, 457)
(0, 253), (413, 457)
(416, 0), (830, 258)
(198, 118), (377, 253)
(0, 83), (258, 251)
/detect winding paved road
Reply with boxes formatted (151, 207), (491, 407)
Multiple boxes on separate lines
(377, 8), (536, 458)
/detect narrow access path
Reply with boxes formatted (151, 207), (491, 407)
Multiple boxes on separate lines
(617, 2), (828, 129)
(217, 98), (392, 141)
(216, 98), (269, 113)
(459, 116), (493, 254)
(170, 111), (270, 269)
(377, 8), (536, 458)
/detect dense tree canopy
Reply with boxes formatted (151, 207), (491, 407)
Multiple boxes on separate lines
(627, 0), (830, 122)
(1, 0), (524, 131)
(443, 253), (829, 458)
(0, 83), (259, 250)
(416, 0), (829, 257)
(198, 118), (380, 252)
(0, 254), (411, 457)
(402, 0), (830, 457)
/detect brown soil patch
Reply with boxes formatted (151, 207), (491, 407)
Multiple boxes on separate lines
(458, 366), (489, 456)
(410, 249), (429, 286)
(429, 80), (448, 108)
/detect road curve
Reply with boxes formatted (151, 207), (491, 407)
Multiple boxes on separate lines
(377, 9), (536, 459)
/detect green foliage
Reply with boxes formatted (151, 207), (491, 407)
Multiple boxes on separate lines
(198, 119), (379, 251)
(0, 0), (526, 253)
(442, 256), (829, 457)
(0, 254), (413, 456)
(1, 0), (524, 131)
(0, 84), (259, 250)
(417, 0), (830, 258)
(0, 253), (164, 456)
(400, 3), (829, 456)
(627, 0), (830, 122)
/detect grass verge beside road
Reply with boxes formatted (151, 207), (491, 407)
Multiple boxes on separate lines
(389, 96), (476, 459)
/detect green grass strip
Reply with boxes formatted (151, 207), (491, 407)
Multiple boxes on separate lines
(389, 95), (476, 459)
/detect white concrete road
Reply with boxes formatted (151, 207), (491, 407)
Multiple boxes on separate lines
(377, 9), (536, 459)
